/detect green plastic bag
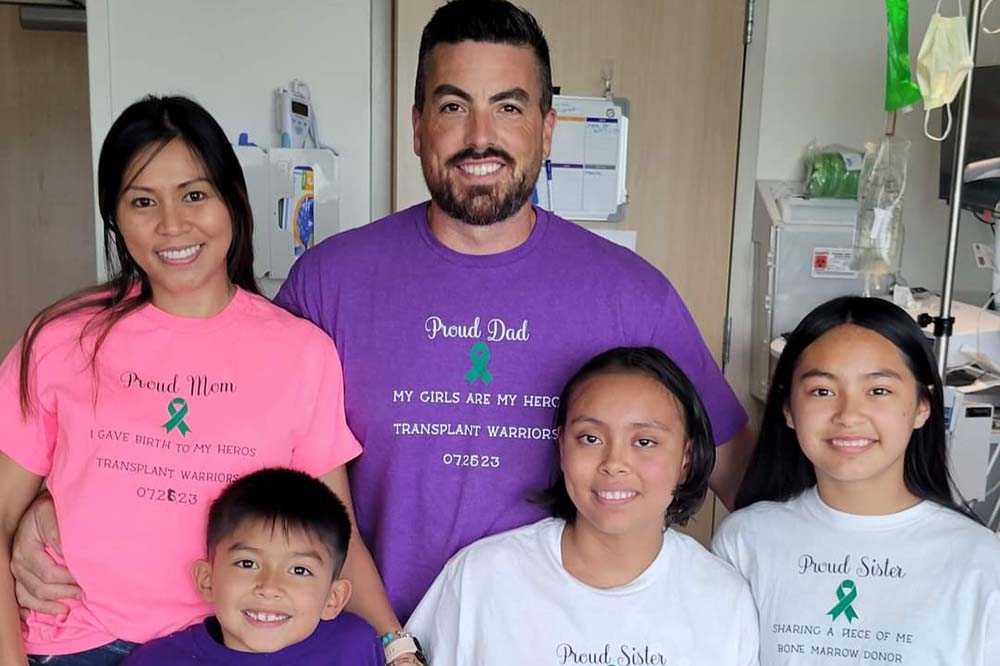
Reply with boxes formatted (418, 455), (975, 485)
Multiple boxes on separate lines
(804, 144), (863, 199)
(885, 0), (923, 111)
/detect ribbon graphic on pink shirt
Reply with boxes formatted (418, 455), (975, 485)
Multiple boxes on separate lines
(163, 397), (191, 436)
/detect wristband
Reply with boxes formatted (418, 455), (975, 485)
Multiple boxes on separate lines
(381, 631), (426, 664)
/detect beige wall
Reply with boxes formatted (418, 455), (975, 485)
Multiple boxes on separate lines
(0, 7), (95, 351)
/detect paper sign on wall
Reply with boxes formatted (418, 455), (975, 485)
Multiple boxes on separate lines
(533, 95), (629, 222)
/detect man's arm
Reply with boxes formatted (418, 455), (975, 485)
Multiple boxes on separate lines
(10, 491), (80, 615)
(708, 424), (756, 511)
(320, 468), (430, 664)
(319, 467), (401, 635)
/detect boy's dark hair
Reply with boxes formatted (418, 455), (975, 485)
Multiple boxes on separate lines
(539, 347), (716, 527)
(414, 0), (552, 113)
(207, 468), (352, 575)
(735, 296), (980, 523)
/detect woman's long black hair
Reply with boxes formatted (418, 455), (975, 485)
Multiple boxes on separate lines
(735, 296), (979, 522)
(18, 95), (259, 415)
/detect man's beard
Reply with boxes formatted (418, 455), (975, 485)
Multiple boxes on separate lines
(425, 147), (539, 226)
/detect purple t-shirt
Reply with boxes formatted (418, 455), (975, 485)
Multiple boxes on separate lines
(276, 203), (747, 620)
(121, 614), (382, 665)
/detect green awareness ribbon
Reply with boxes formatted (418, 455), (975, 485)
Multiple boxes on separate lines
(465, 342), (493, 385)
(827, 579), (859, 623)
(163, 397), (191, 436)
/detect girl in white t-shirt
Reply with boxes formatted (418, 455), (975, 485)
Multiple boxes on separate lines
(713, 296), (1000, 666)
(407, 346), (759, 665)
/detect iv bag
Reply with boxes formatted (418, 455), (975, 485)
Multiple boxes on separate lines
(851, 137), (911, 287)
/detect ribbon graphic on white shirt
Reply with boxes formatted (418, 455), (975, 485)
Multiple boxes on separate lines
(827, 579), (859, 623)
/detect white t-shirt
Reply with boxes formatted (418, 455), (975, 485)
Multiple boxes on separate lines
(712, 487), (1000, 666)
(406, 517), (759, 666)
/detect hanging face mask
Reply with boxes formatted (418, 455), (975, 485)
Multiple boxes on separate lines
(984, 0), (1000, 34)
(916, 0), (974, 142)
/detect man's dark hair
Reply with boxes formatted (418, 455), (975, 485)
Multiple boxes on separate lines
(414, 0), (552, 113)
(206, 468), (352, 575)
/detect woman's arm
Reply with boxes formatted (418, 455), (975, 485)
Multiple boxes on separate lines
(319, 466), (401, 635)
(0, 451), (46, 665)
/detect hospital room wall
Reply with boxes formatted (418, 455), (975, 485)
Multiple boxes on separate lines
(756, 0), (1000, 299)
(726, 0), (1000, 417)
(86, 0), (393, 292)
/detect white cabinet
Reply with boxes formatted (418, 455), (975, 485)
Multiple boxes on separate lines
(750, 181), (865, 400)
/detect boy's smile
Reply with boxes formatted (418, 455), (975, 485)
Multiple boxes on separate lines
(193, 519), (350, 653)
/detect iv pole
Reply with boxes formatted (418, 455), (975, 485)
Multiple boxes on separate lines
(934, 0), (984, 376)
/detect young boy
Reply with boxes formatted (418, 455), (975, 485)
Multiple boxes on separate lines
(123, 468), (383, 665)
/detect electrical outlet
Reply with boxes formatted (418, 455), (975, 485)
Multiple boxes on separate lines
(972, 242), (995, 270)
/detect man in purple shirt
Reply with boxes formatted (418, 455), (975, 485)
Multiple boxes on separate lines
(11, 0), (755, 655)
(274, 0), (755, 622)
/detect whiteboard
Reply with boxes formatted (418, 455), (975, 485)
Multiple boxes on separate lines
(534, 95), (629, 222)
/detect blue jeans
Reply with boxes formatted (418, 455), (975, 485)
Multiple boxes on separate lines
(28, 640), (138, 666)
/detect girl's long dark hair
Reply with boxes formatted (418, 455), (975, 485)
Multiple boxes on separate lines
(18, 95), (259, 415)
(735, 296), (980, 522)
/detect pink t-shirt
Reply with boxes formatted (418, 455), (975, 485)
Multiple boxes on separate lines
(0, 288), (361, 655)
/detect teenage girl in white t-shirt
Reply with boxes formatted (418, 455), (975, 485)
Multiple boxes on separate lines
(713, 296), (1000, 665)
(407, 346), (759, 665)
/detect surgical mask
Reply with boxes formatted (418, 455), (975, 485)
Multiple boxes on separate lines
(916, 0), (974, 142)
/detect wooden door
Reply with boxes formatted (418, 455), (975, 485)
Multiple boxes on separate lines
(393, 0), (747, 544)
(0, 7), (95, 352)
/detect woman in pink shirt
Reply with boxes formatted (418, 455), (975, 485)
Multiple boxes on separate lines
(0, 96), (397, 665)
